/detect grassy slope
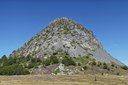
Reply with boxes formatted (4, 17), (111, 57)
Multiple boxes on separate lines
(0, 74), (128, 85)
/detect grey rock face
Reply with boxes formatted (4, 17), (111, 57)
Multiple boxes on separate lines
(10, 17), (124, 66)
(53, 64), (74, 75)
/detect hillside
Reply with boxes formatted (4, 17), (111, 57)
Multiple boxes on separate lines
(10, 17), (123, 65)
(0, 17), (127, 75)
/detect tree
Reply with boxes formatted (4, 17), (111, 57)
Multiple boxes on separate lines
(5, 57), (17, 66)
(0, 64), (30, 75)
(121, 66), (128, 70)
(62, 56), (76, 66)
(27, 62), (35, 69)
(42, 58), (51, 66)
(0, 55), (7, 63)
(103, 62), (108, 69)
(92, 61), (96, 66)
(50, 55), (59, 64)
(26, 55), (31, 61)
(31, 57), (41, 63)
(42, 55), (59, 66)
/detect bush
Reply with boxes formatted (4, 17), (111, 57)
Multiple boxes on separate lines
(31, 58), (38, 63)
(78, 63), (81, 66)
(103, 63), (108, 69)
(121, 66), (128, 70)
(0, 64), (29, 75)
(27, 63), (36, 69)
(92, 61), (96, 66)
(62, 56), (76, 66)
(0, 55), (7, 63)
(50, 55), (59, 64)
(97, 61), (102, 67)
(116, 72), (120, 75)
(42, 55), (59, 66)
(4, 57), (17, 66)
(83, 65), (87, 70)
(42, 58), (51, 66)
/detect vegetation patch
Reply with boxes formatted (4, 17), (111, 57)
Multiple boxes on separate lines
(121, 65), (128, 70)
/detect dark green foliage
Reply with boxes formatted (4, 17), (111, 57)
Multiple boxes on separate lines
(103, 62), (107, 66)
(17, 56), (26, 63)
(31, 58), (38, 63)
(116, 72), (120, 75)
(0, 55), (7, 63)
(60, 51), (76, 66)
(83, 65), (87, 70)
(111, 62), (116, 67)
(107, 68), (110, 71)
(92, 61), (96, 66)
(53, 52), (57, 55)
(103, 62), (108, 69)
(0, 64), (29, 75)
(42, 49), (76, 66)
(42, 58), (51, 66)
(27, 62), (36, 69)
(103, 65), (107, 69)
(86, 56), (89, 59)
(121, 66), (128, 70)
(50, 55), (59, 64)
(0, 55), (42, 75)
(111, 63), (115, 67)
(97, 61), (102, 67)
(0, 55), (8, 66)
(63, 25), (70, 34)
(5, 57), (17, 66)
(62, 56), (76, 66)
(78, 63), (81, 66)
(42, 55), (59, 66)
(26, 55), (31, 61)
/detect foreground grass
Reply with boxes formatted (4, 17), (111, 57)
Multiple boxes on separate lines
(0, 74), (128, 85)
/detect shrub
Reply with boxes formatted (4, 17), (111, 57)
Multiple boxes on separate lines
(111, 62), (116, 67)
(97, 61), (102, 67)
(27, 57), (42, 64)
(78, 63), (81, 66)
(26, 55), (31, 61)
(103, 62), (108, 69)
(83, 65), (87, 70)
(0, 64), (29, 75)
(53, 52), (57, 55)
(86, 56), (89, 59)
(27, 63), (36, 69)
(121, 66), (128, 70)
(0, 55), (7, 63)
(62, 56), (76, 66)
(42, 55), (59, 66)
(116, 72), (120, 75)
(53, 68), (60, 75)
(92, 61), (96, 66)
(42, 58), (51, 66)
(4, 57), (17, 66)
(50, 55), (59, 64)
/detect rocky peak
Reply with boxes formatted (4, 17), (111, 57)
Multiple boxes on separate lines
(49, 17), (73, 25)
(10, 17), (123, 66)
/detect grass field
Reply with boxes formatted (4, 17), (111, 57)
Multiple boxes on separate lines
(0, 74), (128, 85)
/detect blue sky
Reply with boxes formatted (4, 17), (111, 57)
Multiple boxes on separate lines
(0, 0), (128, 65)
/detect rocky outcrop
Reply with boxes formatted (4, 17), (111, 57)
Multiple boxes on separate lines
(10, 17), (124, 66)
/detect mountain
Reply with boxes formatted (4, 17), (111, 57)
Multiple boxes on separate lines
(0, 17), (127, 75)
(10, 17), (123, 66)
